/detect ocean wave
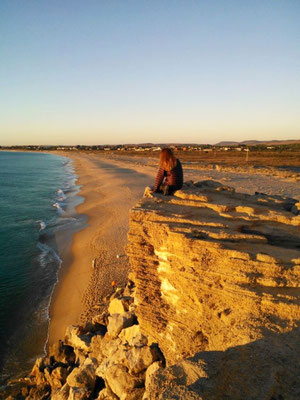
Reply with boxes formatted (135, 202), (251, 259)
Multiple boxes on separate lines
(37, 242), (62, 265)
(56, 189), (66, 201)
(39, 221), (47, 231)
(52, 202), (65, 215)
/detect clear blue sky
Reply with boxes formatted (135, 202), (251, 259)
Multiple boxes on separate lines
(0, 0), (299, 145)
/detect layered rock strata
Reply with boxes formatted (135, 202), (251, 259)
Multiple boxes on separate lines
(126, 181), (300, 398)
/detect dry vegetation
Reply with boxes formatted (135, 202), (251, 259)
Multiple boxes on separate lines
(109, 150), (300, 168)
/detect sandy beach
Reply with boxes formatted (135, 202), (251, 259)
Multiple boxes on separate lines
(48, 152), (154, 343)
(48, 151), (300, 344)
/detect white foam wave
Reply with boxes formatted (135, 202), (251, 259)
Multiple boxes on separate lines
(37, 242), (62, 264)
(56, 189), (66, 201)
(39, 221), (47, 231)
(52, 202), (64, 214)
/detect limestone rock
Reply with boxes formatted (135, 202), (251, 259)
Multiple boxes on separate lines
(95, 341), (128, 379)
(98, 336), (123, 360)
(27, 385), (51, 399)
(49, 341), (76, 365)
(108, 298), (127, 315)
(119, 324), (148, 347)
(68, 386), (92, 400)
(97, 387), (119, 399)
(30, 357), (48, 386)
(45, 366), (68, 389)
(65, 325), (91, 353)
(126, 181), (300, 399)
(74, 348), (88, 366)
(107, 312), (136, 339)
(89, 334), (105, 361)
(52, 383), (70, 400)
(92, 312), (109, 326)
(105, 364), (144, 399)
(125, 345), (160, 374)
(145, 329), (300, 399)
(66, 358), (97, 390)
(142, 362), (162, 400)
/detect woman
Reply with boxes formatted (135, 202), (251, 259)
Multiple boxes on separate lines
(152, 148), (183, 195)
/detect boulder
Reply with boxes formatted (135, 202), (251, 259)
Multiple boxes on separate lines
(49, 341), (76, 365)
(105, 364), (144, 399)
(65, 326), (91, 353)
(73, 348), (88, 366)
(89, 334), (105, 361)
(142, 362), (162, 399)
(97, 387), (119, 399)
(92, 312), (109, 326)
(68, 387), (92, 400)
(96, 343), (127, 379)
(125, 346), (160, 374)
(66, 358), (97, 390)
(119, 325), (148, 347)
(51, 383), (70, 400)
(108, 298), (127, 315)
(65, 325), (91, 352)
(99, 336), (123, 359)
(107, 312), (136, 339)
(46, 366), (68, 389)
(27, 385), (51, 400)
(30, 357), (48, 386)
(120, 388), (145, 400)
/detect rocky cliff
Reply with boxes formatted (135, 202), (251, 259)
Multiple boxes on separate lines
(126, 181), (300, 398)
(3, 181), (300, 400)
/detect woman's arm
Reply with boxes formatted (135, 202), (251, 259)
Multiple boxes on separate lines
(153, 166), (166, 192)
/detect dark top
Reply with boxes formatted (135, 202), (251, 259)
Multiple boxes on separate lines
(153, 159), (183, 192)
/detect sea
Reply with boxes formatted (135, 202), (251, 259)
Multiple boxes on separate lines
(0, 151), (86, 385)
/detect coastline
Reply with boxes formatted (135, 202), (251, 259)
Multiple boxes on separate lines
(0, 150), (84, 384)
(1, 150), (299, 343)
(2, 154), (299, 399)
(1, 149), (299, 390)
(47, 150), (300, 344)
(48, 152), (153, 344)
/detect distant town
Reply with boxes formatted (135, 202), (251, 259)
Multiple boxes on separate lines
(1, 141), (299, 153)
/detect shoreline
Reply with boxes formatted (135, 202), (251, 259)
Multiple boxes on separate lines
(1, 149), (299, 387)
(0, 151), (84, 385)
(47, 150), (300, 344)
(47, 152), (153, 344)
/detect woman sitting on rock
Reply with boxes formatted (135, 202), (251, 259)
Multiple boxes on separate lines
(152, 148), (183, 195)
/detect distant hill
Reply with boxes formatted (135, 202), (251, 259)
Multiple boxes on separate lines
(214, 141), (240, 146)
(215, 139), (300, 146)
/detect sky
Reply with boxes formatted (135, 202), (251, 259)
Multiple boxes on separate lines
(0, 0), (299, 145)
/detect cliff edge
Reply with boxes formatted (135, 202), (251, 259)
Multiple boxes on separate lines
(126, 181), (300, 398)
(3, 181), (300, 400)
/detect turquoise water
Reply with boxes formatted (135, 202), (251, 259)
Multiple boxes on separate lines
(0, 151), (86, 383)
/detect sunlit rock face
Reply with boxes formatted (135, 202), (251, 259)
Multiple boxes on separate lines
(126, 181), (300, 369)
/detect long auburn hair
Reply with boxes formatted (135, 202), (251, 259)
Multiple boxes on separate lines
(159, 148), (177, 171)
